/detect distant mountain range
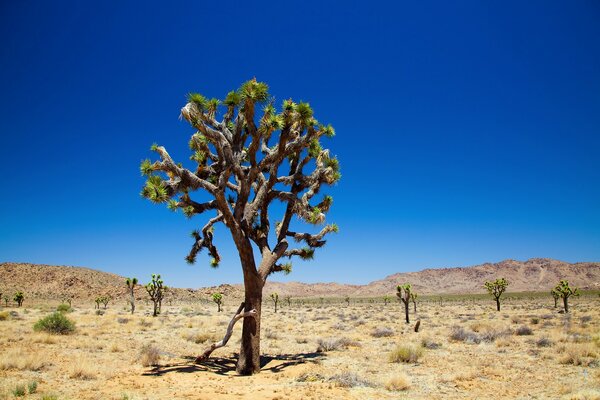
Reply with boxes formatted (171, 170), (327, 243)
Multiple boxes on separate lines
(0, 258), (598, 302)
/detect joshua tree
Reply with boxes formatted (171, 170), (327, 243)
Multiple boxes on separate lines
(13, 291), (24, 307)
(284, 295), (292, 307)
(344, 296), (350, 306)
(484, 278), (509, 311)
(270, 292), (279, 313)
(396, 284), (412, 324)
(126, 277), (138, 314)
(100, 295), (111, 309)
(94, 296), (102, 309)
(553, 280), (579, 313)
(145, 274), (165, 317)
(551, 288), (560, 308)
(140, 79), (339, 375)
(62, 296), (73, 308)
(3, 296), (8, 307)
(410, 292), (418, 313)
(212, 293), (223, 312)
(383, 295), (391, 306)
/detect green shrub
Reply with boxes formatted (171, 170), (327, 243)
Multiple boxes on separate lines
(13, 384), (26, 397)
(389, 344), (424, 363)
(28, 381), (38, 394)
(0, 311), (9, 321)
(56, 303), (72, 313)
(33, 312), (75, 335)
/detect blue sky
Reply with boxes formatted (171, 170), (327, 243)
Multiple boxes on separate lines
(1, 1), (599, 288)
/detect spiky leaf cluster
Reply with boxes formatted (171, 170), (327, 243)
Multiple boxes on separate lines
(140, 79), (340, 282)
(553, 280), (580, 299)
(484, 278), (509, 299)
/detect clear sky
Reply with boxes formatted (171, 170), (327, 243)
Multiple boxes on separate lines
(1, 1), (599, 288)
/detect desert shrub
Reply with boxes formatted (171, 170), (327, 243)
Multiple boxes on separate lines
(581, 315), (592, 324)
(450, 326), (481, 344)
(27, 381), (37, 394)
(328, 372), (374, 388)
(12, 384), (26, 397)
(559, 343), (598, 366)
(296, 372), (325, 382)
(295, 337), (308, 344)
(530, 317), (540, 325)
(95, 310), (104, 316)
(389, 344), (423, 363)
(515, 325), (533, 336)
(117, 317), (130, 324)
(69, 363), (96, 380)
(385, 374), (411, 391)
(331, 322), (348, 331)
(140, 344), (161, 367)
(33, 312), (75, 335)
(41, 396), (58, 400)
(184, 331), (218, 344)
(316, 337), (359, 352)
(536, 337), (553, 347)
(421, 337), (441, 349)
(371, 327), (394, 338)
(0, 311), (9, 321)
(265, 329), (279, 340)
(56, 303), (72, 313)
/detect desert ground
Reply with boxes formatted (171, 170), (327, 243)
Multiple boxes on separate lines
(0, 295), (598, 400)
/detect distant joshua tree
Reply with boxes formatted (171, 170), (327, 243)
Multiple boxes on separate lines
(344, 295), (350, 306)
(100, 295), (111, 309)
(383, 295), (391, 306)
(145, 274), (165, 317)
(410, 292), (418, 313)
(212, 293), (223, 312)
(285, 295), (292, 307)
(13, 291), (24, 307)
(126, 277), (138, 314)
(62, 296), (73, 308)
(94, 296), (102, 309)
(551, 288), (560, 308)
(396, 284), (412, 324)
(553, 280), (579, 313)
(484, 278), (509, 311)
(3, 295), (8, 307)
(270, 293), (279, 313)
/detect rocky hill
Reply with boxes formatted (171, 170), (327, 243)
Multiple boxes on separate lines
(0, 258), (598, 303)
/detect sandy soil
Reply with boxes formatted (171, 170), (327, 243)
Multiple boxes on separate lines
(0, 296), (598, 399)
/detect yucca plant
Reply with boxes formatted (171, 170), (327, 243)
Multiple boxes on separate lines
(13, 291), (24, 307)
(145, 274), (165, 317)
(212, 293), (223, 312)
(139, 79), (340, 375)
(396, 284), (412, 324)
(553, 280), (579, 313)
(126, 277), (138, 314)
(270, 293), (279, 313)
(484, 278), (509, 311)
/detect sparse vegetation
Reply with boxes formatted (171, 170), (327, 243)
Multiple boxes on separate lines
(56, 303), (72, 313)
(33, 312), (75, 335)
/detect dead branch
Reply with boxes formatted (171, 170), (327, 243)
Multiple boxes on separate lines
(195, 302), (257, 363)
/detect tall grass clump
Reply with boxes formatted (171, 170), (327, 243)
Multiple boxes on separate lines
(389, 344), (424, 363)
(33, 312), (75, 335)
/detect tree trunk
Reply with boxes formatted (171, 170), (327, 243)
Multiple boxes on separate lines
(496, 298), (500, 312)
(413, 301), (417, 313)
(237, 269), (263, 375)
(563, 296), (569, 313)
(404, 300), (410, 324)
(152, 301), (158, 317)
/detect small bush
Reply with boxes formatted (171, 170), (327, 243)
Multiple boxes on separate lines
(386, 374), (411, 391)
(0, 311), (9, 321)
(371, 327), (394, 338)
(140, 344), (161, 367)
(389, 344), (423, 363)
(316, 337), (359, 352)
(450, 326), (481, 344)
(421, 337), (441, 349)
(581, 315), (592, 324)
(328, 372), (374, 388)
(536, 337), (553, 347)
(296, 372), (325, 382)
(41, 396), (59, 400)
(56, 303), (72, 313)
(33, 312), (75, 335)
(515, 325), (533, 336)
(530, 317), (539, 325)
(13, 384), (26, 397)
(117, 317), (130, 324)
(28, 381), (38, 394)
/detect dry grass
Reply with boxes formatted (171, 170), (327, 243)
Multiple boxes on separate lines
(0, 296), (597, 399)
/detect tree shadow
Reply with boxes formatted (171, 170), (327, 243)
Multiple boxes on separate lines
(142, 352), (325, 377)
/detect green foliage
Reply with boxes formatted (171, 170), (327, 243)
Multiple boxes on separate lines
(56, 303), (72, 313)
(321, 124), (335, 137)
(140, 159), (153, 176)
(13, 291), (24, 307)
(141, 175), (169, 204)
(279, 262), (292, 275)
(299, 247), (315, 260)
(389, 344), (423, 363)
(224, 90), (241, 106)
(239, 79), (270, 103)
(484, 278), (509, 299)
(33, 312), (76, 335)
(554, 280), (580, 299)
(187, 93), (208, 110)
(126, 277), (138, 288)
(308, 139), (322, 158)
(295, 102), (313, 124)
(270, 292), (279, 303)
(212, 293), (222, 304)
(28, 381), (38, 394)
(12, 384), (26, 397)
(396, 284), (412, 303)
